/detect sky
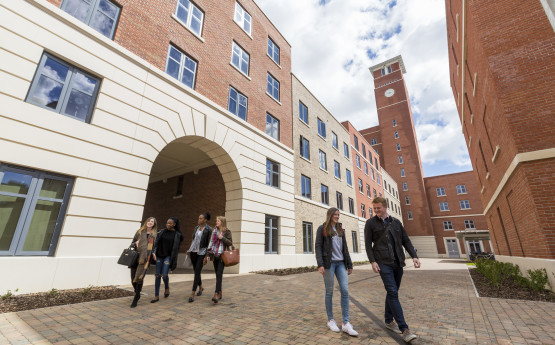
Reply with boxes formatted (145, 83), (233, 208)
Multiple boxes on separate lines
(255, 0), (472, 177)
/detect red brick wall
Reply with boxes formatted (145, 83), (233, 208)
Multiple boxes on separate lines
(142, 165), (225, 253)
(445, 0), (555, 259)
(424, 171), (488, 255)
(47, 0), (293, 148)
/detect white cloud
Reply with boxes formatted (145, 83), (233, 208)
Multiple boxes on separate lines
(255, 0), (471, 176)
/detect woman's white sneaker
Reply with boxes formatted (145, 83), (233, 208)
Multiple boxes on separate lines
(342, 322), (359, 336)
(327, 319), (340, 332)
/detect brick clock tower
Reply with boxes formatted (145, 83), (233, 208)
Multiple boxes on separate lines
(361, 55), (438, 256)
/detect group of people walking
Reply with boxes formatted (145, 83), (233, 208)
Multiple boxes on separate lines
(315, 197), (420, 342)
(128, 212), (232, 308)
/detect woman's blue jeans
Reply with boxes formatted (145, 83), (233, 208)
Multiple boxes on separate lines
(323, 261), (350, 324)
(154, 256), (170, 297)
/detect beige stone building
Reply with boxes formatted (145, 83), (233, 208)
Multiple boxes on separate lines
(291, 75), (367, 264)
(381, 168), (403, 224)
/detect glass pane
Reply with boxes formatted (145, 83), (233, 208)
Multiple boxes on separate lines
(21, 200), (62, 252)
(271, 225), (278, 252)
(63, 89), (92, 121)
(72, 72), (97, 94)
(184, 58), (196, 72)
(0, 195), (25, 251)
(176, 5), (189, 23)
(44, 57), (70, 82)
(190, 18), (201, 35)
(39, 179), (67, 200)
(264, 227), (270, 252)
(0, 171), (33, 195)
(98, 0), (118, 19)
(63, 0), (91, 22)
(166, 59), (180, 79)
(31, 76), (64, 109)
(90, 11), (115, 38)
(169, 46), (181, 61)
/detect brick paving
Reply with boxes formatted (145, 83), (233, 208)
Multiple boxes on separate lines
(1, 261), (554, 344)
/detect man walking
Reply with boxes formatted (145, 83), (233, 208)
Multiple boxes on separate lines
(364, 197), (420, 343)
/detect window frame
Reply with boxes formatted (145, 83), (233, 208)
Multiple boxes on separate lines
(264, 214), (278, 254)
(332, 132), (338, 150)
(26, 53), (101, 123)
(336, 191), (343, 210)
(61, 0), (121, 39)
(299, 101), (308, 124)
(318, 150), (327, 171)
(356, 155), (361, 169)
(348, 197), (354, 214)
(265, 159), (280, 189)
(361, 204), (366, 218)
(265, 113), (279, 140)
(400, 168), (405, 177)
(300, 136), (310, 160)
(358, 178), (363, 193)
(402, 182), (408, 191)
(443, 221), (453, 230)
(0, 164), (74, 256)
(174, 0), (204, 37)
(456, 184), (467, 194)
(267, 37), (280, 65)
(371, 138), (377, 145)
(266, 72), (280, 101)
(351, 231), (358, 253)
(346, 169), (352, 186)
(439, 201), (449, 211)
(394, 131), (399, 139)
(301, 174), (311, 199)
(333, 161), (341, 179)
(436, 187), (446, 196)
(343, 142), (349, 158)
(464, 219), (476, 229)
(228, 86), (248, 120)
(460, 200), (471, 210)
(407, 210), (413, 219)
(321, 184), (329, 205)
(354, 135), (359, 151)
(317, 118), (327, 138)
(233, 1), (252, 35)
(302, 221), (313, 253)
(231, 41), (250, 76)
(166, 44), (198, 89)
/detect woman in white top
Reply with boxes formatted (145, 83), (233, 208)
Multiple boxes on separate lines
(187, 212), (212, 302)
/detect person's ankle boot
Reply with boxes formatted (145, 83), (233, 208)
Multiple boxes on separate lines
(130, 293), (140, 308)
(211, 293), (219, 303)
(188, 292), (195, 303)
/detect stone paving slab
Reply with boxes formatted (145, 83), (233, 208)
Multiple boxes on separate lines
(1, 261), (554, 344)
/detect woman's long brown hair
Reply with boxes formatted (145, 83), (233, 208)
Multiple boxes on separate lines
(323, 208), (342, 237)
(138, 217), (157, 234)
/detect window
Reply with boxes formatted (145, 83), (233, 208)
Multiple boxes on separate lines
(366, 184), (371, 198)
(332, 132), (338, 149)
(333, 161), (341, 179)
(299, 136), (310, 160)
(394, 131), (399, 139)
(396, 143), (401, 151)
(228, 86), (247, 120)
(407, 210), (413, 219)
(443, 221), (453, 230)
(265, 113), (279, 140)
(301, 175), (311, 198)
(439, 202), (449, 211)
(318, 150), (327, 171)
(346, 169), (352, 186)
(61, 0), (120, 39)
(400, 168), (405, 177)
(460, 200), (471, 209)
(167, 45), (198, 89)
(0, 165), (74, 256)
(436, 187), (446, 196)
(398, 156), (404, 164)
(361, 204), (366, 218)
(402, 182), (408, 191)
(371, 168), (375, 180)
(380, 65), (392, 75)
(336, 192), (343, 210)
(175, 0), (204, 36)
(231, 41), (250, 75)
(265, 159), (280, 188)
(352, 231), (358, 253)
(374, 158), (379, 169)
(234, 1), (251, 35)
(358, 179), (363, 193)
(343, 143), (349, 158)
(299, 101), (308, 124)
(267, 37), (280, 64)
(356, 155), (361, 169)
(370, 207), (374, 217)
(364, 162), (368, 175)
(317, 118), (326, 138)
(26, 53), (100, 123)
(405, 196), (410, 205)
(321, 184), (329, 205)
(377, 175), (381, 185)
(371, 138), (377, 145)
(392, 119), (397, 127)
(354, 135), (359, 151)
(302, 222), (313, 253)
(456, 185), (467, 194)
(264, 215), (278, 253)
(373, 188), (377, 198)
(361, 144), (366, 158)
(348, 198), (354, 214)
(464, 220), (476, 229)
(267, 73), (280, 101)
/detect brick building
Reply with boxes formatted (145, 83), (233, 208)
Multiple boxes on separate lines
(445, 0), (555, 283)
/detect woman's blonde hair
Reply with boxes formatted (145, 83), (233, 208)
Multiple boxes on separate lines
(323, 208), (342, 237)
(138, 217), (157, 234)
(216, 216), (227, 230)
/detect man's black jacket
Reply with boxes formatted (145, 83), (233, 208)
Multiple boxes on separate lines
(364, 215), (417, 267)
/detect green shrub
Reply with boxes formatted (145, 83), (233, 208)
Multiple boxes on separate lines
(475, 259), (522, 289)
(527, 268), (551, 292)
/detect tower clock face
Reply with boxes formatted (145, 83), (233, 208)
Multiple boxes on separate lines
(385, 88), (395, 97)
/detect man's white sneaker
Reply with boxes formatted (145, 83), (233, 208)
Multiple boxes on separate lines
(327, 319), (340, 332)
(342, 322), (359, 337)
(385, 321), (402, 334)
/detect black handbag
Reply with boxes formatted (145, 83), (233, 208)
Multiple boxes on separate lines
(118, 246), (139, 268)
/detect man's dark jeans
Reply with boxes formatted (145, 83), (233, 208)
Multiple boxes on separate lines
(378, 262), (408, 332)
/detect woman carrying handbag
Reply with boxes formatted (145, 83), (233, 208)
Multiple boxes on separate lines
(204, 216), (232, 303)
(129, 217), (157, 308)
(187, 212), (213, 302)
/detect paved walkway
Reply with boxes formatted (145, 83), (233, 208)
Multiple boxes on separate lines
(1, 259), (554, 345)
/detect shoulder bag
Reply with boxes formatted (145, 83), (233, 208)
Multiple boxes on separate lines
(221, 246), (240, 267)
(117, 246), (139, 268)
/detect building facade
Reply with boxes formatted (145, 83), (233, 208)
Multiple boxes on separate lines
(424, 172), (490, 258)
(291, 75), (366, 263)
(0, 0), (298, 293)
(445, 0), (555, 283)
(381, 169), (403, 224)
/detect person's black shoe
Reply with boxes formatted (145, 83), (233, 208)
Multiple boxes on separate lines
(130, 294), (140, 308)
(164, 288), (170, 298)
(188, 297), (194, 303)
(196, 287), (204, 296)
(150, 297), (159, 303)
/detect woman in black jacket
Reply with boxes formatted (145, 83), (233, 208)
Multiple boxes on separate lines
(204, 216), (232, 303)
(150, 217), (183, 303)
(315, 208), (358, 336)
(187, 212), (213, 302)
(129, 216), (157, 308)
